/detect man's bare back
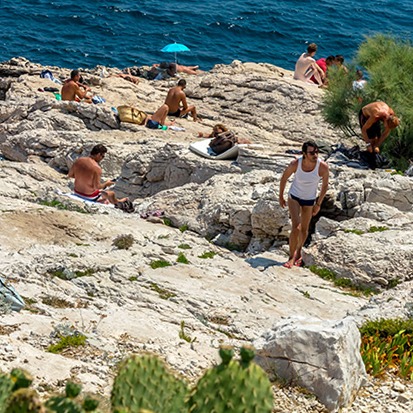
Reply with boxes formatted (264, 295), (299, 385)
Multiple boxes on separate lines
(68, 157), (102, 195)
(165, 86), (185, 113)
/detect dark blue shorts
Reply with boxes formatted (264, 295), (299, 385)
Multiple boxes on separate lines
(146, 119), (160, 129)
(289, 194), (316, 207)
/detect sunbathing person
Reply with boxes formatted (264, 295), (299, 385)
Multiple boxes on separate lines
(165, 79), (199, 122)
(61, 70), (93, 103)
(153, 62), (202, 76)
(145, 104), (175, 130)
(113, 68), (140, 84)
(294, 43), (324, 86)
(198, 123), (228, 138)
(68, 144), (127, 205)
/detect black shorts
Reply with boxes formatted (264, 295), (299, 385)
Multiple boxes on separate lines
(168, 109), (182, 117)
(146, 119), (160, 129)
(289, 194), (316, 207)
(359, 109), (381, 140)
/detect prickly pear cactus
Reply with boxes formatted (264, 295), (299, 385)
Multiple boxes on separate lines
(5, 389), (45, 413)
(187, 345), (273, 413)
(65, 382), (82, 399)
(10, 369), (33, 391)
(111, 354), (188, 413)
(45, 395), (83, 413)
(0, 372), (14, 413)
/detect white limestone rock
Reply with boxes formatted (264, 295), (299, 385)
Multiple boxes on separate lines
(255, 317), (367, 412)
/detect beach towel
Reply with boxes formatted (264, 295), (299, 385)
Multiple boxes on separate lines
(92, 95), (106, 104)
(189, 138), (240, 160)
(56, 190), (115, 208)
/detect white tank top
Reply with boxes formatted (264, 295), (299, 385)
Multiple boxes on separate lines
(289, 157), (321, 200)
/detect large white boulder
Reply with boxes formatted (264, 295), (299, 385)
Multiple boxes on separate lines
(255, 317), (367, 412)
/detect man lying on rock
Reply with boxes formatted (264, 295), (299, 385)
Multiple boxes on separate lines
(68, 144), (130, 208)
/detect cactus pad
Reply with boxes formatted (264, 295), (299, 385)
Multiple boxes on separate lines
(5, 389), (45, 413)
(111, 354), (188, 413)
(187, 346), (273, 413)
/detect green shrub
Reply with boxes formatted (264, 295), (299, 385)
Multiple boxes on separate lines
(150, 259), (171, 269)
(39, 199), (87, 214)
(198, 251), (217, 259)
(176, 253), (189, 264)
(179, 225), (188, 233)
(148, 282), (176, 300)
(322, 34), (413, 171)
(344, 228), (364, 235)
(163, 217), (173, 227)
(360, 318), (413, 380)
(47, 334), (87, 354)
(368, 226), (388, 233)
(178, 243), (192, 250)
(112, 234), (134, 250)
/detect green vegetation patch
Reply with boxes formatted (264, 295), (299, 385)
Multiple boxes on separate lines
(39, 199), (87, 214)
(344, 228), (364, 235)
(150, 259), (171, 269)
(176, 252), (189, 264)
(47, 334), (87, 354)
(360, 318), (413, 380)
(308, 265), (375, 296)
(179, 321), (196, 343)
(148, 282), (176, 300)
(41, 296), (74, 308)
(178, 243), (192, 250)
(368, 226), (388, 233)
(198, 251), (217, 259)
(179, 224), (188, 233)
(48, 267), (95, 280)
(112, 234), (134, 250)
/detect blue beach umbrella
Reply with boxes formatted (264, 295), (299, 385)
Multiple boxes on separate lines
(161, 42), (190, 64)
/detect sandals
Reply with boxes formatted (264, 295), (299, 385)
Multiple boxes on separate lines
(294, 258), (304, 267)
(283, 261), (294, 269)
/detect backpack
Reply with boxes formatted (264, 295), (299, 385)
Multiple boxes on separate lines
(209, 131), (238, 155)
(0, 277), (25, 312)
(117, 105), (147, 125)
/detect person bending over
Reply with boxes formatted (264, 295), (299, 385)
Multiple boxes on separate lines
(61, 69), (92, 103)
(165, 79), (199, 122)
(68, 144), (127, 204)
(279, 140), (329, 268)
(359, 101), (399, 153)
(145, 104), (175, 130)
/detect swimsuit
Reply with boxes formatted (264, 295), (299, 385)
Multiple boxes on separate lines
(359, 110), (382, 140)
(74, 189), (102, 202)
(289, 194), (316, 207)
(168, 109), (182, 117)
(146, 119), (161, 129)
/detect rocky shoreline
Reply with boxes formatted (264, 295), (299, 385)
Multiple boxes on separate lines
(1, 57), (413, 412)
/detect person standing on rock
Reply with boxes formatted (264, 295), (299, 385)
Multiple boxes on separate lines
(164, 79), (200, 121)
(279, 140), (329, 268)
(359, 101), (400, 153)
(68, 144), (128, 205)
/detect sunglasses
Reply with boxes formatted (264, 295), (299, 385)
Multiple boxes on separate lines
(307, 150), (319, 155)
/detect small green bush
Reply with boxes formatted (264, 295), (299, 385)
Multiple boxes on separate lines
(179, 225), (188, 233)
(39, 199), (87, 214)
(344, 228), (364, 235)
(163, 217), (173, 227)
(150, 260), (171, 269)
(176, 253), (189, 264)
(128, 276), (138, 282)
(149, 282), (176, 300)
(112, 234), (134, 250)
(47, 334), (87, 354)
(198, 251), (217, 259)
(178, 243), (192, 250)
(368, 226), (388, 233)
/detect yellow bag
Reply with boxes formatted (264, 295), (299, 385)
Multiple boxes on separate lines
(117, 105), (147, 125)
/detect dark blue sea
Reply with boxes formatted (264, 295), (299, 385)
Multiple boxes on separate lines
(0, 0), (412, 72)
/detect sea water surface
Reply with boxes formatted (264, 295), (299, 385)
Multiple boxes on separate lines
(0, 0), (412, 71)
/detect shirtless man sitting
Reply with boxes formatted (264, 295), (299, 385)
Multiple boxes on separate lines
(294, 43), (324, 86)
(68, 144), (127, 205)
(61, 69), (93, 103)
(359, 101), (400, 153)
(164, 79), (199, 122)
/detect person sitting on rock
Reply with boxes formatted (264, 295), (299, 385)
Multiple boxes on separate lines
(165, 79), (200, 122)
(145, 104), (176, 130)
(198, 123), (251, 143)
(293, 43), (325, 86)
(359, 101), (400, 153)
(61, 69), (93, 103)
(279, 140), (329, 268)
(68, 144), (128, 205)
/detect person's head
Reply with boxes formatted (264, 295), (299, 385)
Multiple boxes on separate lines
(326, 55), (335, 66)
(167, 63), (177, 76)
(70, 69), (81, 81)
(387, 115), (400, 129)
(90, 144), (108, 162)
(302, 140), (319, 158)
(212, 123), (228, 134)
(356, 69), (364, 80)
(307, 43), (318, 55)
(335, 55), (344, 65)
(177, 79), (186, 89)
